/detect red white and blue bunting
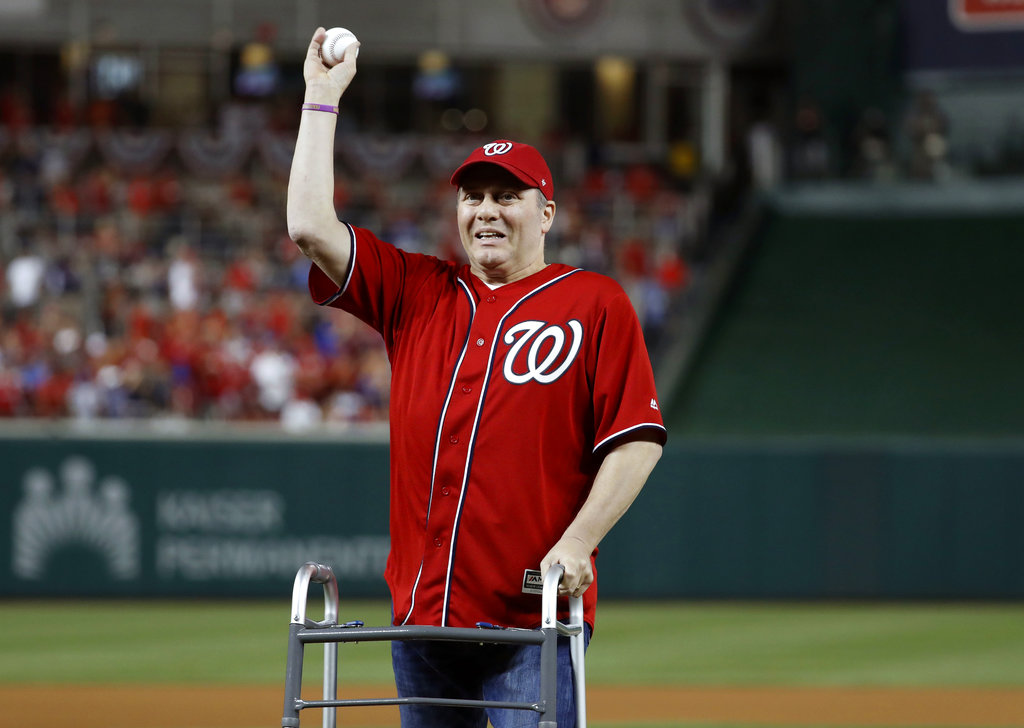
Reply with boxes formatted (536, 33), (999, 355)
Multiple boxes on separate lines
(421, 136), (483, 178)
(256, 131), (296, 177)
(94, 129), (173, 174)
(177, 129), (255, 178)
(1, 126), (495, 182)
(338, 135), (420, 181)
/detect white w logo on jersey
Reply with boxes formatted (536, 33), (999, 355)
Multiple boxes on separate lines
(502, 320), (583, 384)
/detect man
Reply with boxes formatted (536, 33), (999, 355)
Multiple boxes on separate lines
(288, 27), (665, 727)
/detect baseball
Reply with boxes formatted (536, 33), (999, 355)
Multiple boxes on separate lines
(321, 27), (359, 66)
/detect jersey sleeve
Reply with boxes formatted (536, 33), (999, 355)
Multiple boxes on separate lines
(308, 223), (356, 308)
(590, 288), (667, 453)
(308, 224), (451, 343)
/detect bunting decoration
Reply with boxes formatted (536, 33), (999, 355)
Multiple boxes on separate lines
(339, 134), (420, 181)
(1, 125), (509, 183)
(421, 136), (483, 178)
(178, 129), (254, 178)
(94, 129), (173, 174)
(256, 130), (296, 177)
(38, 128), (93, 172)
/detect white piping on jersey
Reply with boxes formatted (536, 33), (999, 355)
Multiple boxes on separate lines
(314, 222), (358, 307)
(440, 268), (583, 626)
(593, 422), (668, 453)
(400, 276), (476, 626)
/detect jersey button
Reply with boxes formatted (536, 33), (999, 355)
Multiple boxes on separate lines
(449, 434), (459, 444)
(461, 385), (472, 394)
(433, 537), (443, 548)
(476, 338), (485, 347)
(441, 486), (451, 496)
(486, 294), (497, 303)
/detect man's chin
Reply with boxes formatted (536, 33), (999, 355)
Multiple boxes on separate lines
(473, 251), (510, 270)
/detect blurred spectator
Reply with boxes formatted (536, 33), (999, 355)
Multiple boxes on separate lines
(852, 107), (896, 181)
(0, 84), (32, 130)
(747, 118), (783, 190)
(903, 90), (951, 180)
(5, 240), (46, 308)
(281, 395), (323, 431)
(249, 339), (297, 417)
(790, 98), (830, 180)
(167, 242), (201, 311)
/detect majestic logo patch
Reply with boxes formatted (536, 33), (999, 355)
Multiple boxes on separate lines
(522, 569), (544, 594)
(483, 141), (514, 156)
(650, 398), (659, 410)
(502, 320), (583, 385)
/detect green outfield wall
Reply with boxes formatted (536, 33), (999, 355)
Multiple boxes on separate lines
(669, 207), (1024, 437)
(2, 435), (1021, 600)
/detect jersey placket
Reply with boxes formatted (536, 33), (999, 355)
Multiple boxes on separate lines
(422, 290), (506, 625)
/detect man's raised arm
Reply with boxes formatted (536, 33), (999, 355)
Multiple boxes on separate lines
(287, 27), (360, 288)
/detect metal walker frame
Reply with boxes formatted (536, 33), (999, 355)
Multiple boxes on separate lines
(282, 561), (587, 728)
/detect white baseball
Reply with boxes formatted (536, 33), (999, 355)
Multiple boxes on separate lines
(321, 27), (359, 66)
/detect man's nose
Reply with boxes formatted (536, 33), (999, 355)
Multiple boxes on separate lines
(476, 198), (499, 219)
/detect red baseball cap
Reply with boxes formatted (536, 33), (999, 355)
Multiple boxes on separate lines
(450, 140), (554, 200)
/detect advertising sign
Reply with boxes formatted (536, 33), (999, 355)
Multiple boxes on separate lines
(950, 0), (1024, 31)
(1, 439), (391, 597)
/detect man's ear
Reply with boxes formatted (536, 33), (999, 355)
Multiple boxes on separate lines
(541, 198), (556, 233)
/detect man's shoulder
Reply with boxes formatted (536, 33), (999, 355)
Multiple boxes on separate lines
(548, 265), (629, 299)
(352, 225), (461, 277)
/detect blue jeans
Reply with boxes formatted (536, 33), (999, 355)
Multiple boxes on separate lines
(391, 626), (590, 727)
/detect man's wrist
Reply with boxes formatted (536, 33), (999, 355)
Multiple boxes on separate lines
(560, 533), (596, 555)
(303, 83), (342, 107)
(302, 103), (339, 115)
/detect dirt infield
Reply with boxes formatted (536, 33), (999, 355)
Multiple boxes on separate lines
(7, 684), (1024, 727)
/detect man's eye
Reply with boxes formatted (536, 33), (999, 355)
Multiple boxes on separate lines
(500, 192), (518, 201)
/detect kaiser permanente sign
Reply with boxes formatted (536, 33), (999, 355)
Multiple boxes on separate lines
(1, 433), (391, 597)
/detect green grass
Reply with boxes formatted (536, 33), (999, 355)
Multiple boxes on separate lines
(0, 599), (393, 685)
(592, 601), (1024, 686)
(2, 600), (1023, 687)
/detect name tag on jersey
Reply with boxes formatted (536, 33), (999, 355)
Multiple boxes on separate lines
(522, 569), (544, 594)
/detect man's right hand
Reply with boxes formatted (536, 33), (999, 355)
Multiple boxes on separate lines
(303, 27), (359, 101)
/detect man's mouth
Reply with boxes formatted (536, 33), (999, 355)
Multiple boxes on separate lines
(475, 230), (505, 240)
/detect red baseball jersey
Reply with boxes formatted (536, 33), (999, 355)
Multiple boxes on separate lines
(310, 224), (666, 630)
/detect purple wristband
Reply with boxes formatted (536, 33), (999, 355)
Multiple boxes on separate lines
(302, 103), (339, 114)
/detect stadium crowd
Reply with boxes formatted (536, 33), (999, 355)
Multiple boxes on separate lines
(0, 95), (702, 427)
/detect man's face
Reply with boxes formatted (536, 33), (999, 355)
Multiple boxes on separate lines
(457, 165), (556, 284)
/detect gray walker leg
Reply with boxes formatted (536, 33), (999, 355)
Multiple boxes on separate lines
(282, 562), (339, 728)
(539, 565), (588, 727)
(282, 561), (587, 727)
(570, 595), (588, 727)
